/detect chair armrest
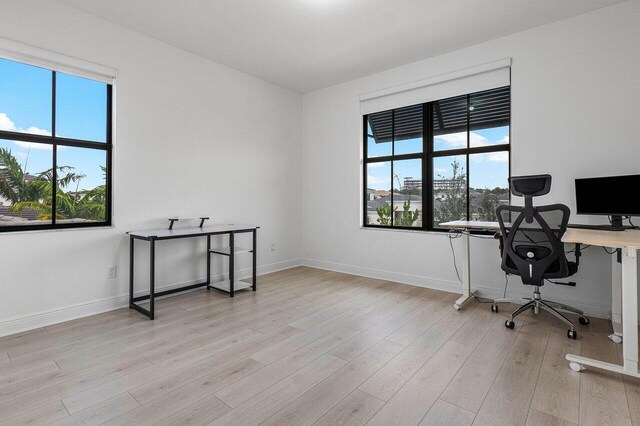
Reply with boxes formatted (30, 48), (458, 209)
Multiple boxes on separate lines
(494, 232), (503, 254)
(574, 243), (582, 267)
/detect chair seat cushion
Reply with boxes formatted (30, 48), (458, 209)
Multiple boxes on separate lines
(546, 259), (578, 277)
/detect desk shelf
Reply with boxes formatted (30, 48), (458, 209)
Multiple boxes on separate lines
(207, 231), (257, 298)
(209, 279), (252, 293)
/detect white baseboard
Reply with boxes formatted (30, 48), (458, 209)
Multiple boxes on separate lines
(301, 258), (462, 294)
(301, 258), (612, 320)
(0, 258), (302, 338)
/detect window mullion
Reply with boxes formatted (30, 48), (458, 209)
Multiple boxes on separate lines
(390, 109), (394, 227)
(51, 71), (57, 226)
(466, 95), (470, 221)
(425, 102), (434, 231)
(105, 84), (113, 226)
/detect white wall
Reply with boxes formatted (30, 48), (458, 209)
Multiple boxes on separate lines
(0, 0), (302, 335)
(301, 1), (640, 318)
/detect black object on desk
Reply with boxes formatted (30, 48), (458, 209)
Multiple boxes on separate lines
(567, 223), (629, 232)
(575, 174), (640, 230)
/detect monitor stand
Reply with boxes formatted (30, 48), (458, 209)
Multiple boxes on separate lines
(610, 215), (625, 231)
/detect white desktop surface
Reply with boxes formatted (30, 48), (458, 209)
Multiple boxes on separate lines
(440, 220), (501, 230)
(128, 224), (259, 239)
(564, 227), (640, 248)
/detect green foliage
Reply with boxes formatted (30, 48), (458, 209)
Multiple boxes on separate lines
(0, 147), (105, 222)
(475, 189), (501, 221)
(399, 200), (420, 226)
(375, 200), (420, 226)
(434, 159), (467, 224)
(376, 204), (395, 225)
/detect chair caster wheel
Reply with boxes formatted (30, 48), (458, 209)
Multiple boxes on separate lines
(578, 316), (589, 325)
(505, 320), (515, 329)
(491, 304), (498, 313)
(569, 361), (585, 372)
(567, 330), (577, 340)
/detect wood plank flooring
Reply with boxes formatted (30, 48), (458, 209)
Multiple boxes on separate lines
(0, 266), (633, 425)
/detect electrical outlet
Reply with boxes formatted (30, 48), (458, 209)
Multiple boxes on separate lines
(271, 243), (276, 251)
(107, 265), (117, 279)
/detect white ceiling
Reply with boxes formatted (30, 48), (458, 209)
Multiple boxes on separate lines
(56, 0), (624, 92)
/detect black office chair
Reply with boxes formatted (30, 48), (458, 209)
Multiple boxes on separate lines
(491, 174), (588, 339)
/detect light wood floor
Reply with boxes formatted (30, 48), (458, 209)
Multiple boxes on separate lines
(0, 266), (637, 426)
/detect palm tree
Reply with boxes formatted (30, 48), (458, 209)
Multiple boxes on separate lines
(55, 180), (106, 221)
(0, 147), (44, 205)
(0, 147), (105, 221)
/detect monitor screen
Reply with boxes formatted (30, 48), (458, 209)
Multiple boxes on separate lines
(575, 174), (640, 216)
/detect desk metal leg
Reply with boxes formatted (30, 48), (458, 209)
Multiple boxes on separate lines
(206, 235), (211, 289)
(252, 229), (257, 291)
(129, 236), (134, 308)
(567, 246), (639, 378)
(610, 251), (623, 342)
(454, 232), (475, 310)
(229, 232), (235, 298)
(622, 247), (638, 373)
(149, 238), (156, 320)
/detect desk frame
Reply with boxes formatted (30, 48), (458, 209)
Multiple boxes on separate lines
(128, 225), (258, 320)
(561, 228), (640, 378)
(441, 221), (500, 311)
(454, 231), (474, 310)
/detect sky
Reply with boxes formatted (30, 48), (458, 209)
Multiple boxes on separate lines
(367, 125), (509, 191)
(0, 58), (107, 191)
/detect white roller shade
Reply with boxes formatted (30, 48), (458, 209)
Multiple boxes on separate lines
(360, 59), (510, 115)
(0, 36), (115, 84)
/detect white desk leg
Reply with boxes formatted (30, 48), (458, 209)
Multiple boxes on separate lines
(622, 247), (638, 373)
(567, 246), (640, 377)
(454, 232), (474, 310)
(610, 251), (623, 343)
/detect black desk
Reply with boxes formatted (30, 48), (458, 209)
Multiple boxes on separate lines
(127, 224), (259, 319)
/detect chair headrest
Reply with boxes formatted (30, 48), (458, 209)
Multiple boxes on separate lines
(510, 175), (552, 197)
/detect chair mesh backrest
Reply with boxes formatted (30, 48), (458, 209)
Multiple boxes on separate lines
(497, 204), (570, 285)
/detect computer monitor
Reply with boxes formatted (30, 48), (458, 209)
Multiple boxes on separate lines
(575, 174), (640, 230)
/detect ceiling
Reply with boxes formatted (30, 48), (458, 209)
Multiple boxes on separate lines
(56, 0), (624, 92)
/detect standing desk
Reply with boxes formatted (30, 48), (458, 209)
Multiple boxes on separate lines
(127, 224), (259, 319)
(442, 220), (640, 378)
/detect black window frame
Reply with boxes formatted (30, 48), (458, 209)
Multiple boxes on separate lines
(0, 65), (113, 232)
(363, 86), (510, 232)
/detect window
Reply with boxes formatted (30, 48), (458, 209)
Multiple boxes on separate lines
(0, 57), (112, 231)
(363, 86), (509, 230)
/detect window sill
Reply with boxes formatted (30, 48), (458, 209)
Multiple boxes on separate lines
(359, 226), (447, 236)
(359, 225), (496, 237)
(0, 225), (116, 236)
